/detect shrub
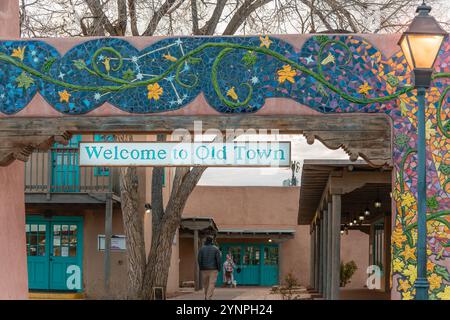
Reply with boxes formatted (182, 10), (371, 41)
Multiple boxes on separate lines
(340, 260), (357, 287)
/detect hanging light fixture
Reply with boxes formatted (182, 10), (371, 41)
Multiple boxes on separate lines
(359, 214), (365, 221)
(353, 217), (358, 225)
(374, 186), (382, 208)
(364, 207), (371, 216)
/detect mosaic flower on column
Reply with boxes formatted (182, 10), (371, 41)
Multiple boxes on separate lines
(388, 40), (450, 300)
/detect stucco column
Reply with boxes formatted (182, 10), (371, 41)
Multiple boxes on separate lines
(0, 1), (27, 300)
(326, 202), (333, 300)
(0, 161), (28, 299)
(0, 0), (20, 38)
(331, 194), (341, 300)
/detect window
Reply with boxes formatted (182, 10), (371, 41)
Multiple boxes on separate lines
(264, 246), (279, 265)
(243, 246), (260, 265)
(26, 223), (47, 257)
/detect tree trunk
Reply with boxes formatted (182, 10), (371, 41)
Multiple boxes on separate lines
(116, 135), (146, 299)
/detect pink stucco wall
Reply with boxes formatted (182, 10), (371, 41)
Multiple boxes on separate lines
(0, 161), (28, 299)
(0, 0), (28, 300)
(340, 230), (370, 289)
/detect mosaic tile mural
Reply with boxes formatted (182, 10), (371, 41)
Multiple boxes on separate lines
(0, 35), (449, 299)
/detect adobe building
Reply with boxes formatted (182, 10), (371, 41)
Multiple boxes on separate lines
(0, 0), (449, 300)
(24, 133), (384, 299)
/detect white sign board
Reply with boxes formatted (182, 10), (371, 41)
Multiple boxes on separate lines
(79, 142), (290, 167)
(98, 235), (126, 251)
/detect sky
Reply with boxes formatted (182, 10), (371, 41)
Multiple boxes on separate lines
(199, 135), (349, 186)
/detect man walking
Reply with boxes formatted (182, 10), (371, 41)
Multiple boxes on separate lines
(198, 236), (221, 300)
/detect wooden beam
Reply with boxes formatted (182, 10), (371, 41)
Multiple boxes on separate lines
(0, 114), (392, 167)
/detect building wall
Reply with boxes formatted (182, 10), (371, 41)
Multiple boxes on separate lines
(340, 230), (370, 289)
(182, 186), (311, 286)
(0, 162), (28, 299)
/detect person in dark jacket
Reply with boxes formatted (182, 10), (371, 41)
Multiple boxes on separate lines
(198, 236), (222, 300)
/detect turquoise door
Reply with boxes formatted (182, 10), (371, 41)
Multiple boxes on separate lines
(26, 220), (50, 290)
(217, 243), (279, 286)
(27, 216), (83, 291)
(51, 135), (81, 192)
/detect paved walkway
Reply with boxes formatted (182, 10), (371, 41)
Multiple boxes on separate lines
(339, 288), (390, 300)
(169, 287), (308, 300)
(169, 287), (390, 300)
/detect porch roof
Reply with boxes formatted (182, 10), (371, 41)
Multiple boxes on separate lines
(297, 159), (390, 225)
(179, 217), (218, 237)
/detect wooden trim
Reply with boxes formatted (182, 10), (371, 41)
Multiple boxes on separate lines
(0, 114), (392, 167)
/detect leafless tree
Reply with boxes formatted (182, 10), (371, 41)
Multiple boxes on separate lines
(20, 0), (450, 300)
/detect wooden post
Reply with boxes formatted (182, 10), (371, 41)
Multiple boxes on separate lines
(384, 212), (392, 293)
(326, 202), (333, 300)
(309, 226), (315, 289)
(331, 194), (341, 300)
(314, 222), (320, 291)
(104, 193), (113, 296)
(194, 229), (200, 291)
(320, 210), (327, 296)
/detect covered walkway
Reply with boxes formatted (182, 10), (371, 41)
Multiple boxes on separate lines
(299, 160), (392, 300)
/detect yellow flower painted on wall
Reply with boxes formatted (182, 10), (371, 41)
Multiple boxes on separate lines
(58, 90), (71, 103)
(163, 53), (177, 62)
(259, 35), (272, 48)
(427, 260), (435, 273)
(400, 244), (416, 261)
(425, 119), (437, 140)
(400, 192), (416, 208)
(358, 82), (373, 96)
(393, 258), (405, 273)
(428, 273), (442, 291)
(102, 57), (111, 73)
(226, 87), (238, 101)
(277, 65), (296, 84)
(403, 264), (417, 284)
(402, 290), (414, 300)
(321, 52), (335, 65)
(436, 286), (450, 300)
(11, 46), (26, 61)
(147, 83), (163, 101)
(392, 227), (407, 248)
(398, 279), (411, 292)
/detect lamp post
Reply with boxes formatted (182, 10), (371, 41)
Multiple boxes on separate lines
(398, 1), (448, 300)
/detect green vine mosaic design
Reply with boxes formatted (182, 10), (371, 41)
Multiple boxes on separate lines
(0, 41), (418, 107)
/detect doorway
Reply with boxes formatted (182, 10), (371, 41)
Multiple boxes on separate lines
(26, 215), (83, 291)
(217, 243), (279, 286)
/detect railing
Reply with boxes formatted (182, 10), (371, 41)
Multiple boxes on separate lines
(25, 148), (120, 195)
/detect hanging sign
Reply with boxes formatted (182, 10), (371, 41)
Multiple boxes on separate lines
(79, 142), (290, 167)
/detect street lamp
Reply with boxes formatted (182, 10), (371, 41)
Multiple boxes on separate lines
(399, 1), (448, 300)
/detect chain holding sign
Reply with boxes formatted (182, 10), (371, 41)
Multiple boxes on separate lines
(79, 142), (291, 167)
